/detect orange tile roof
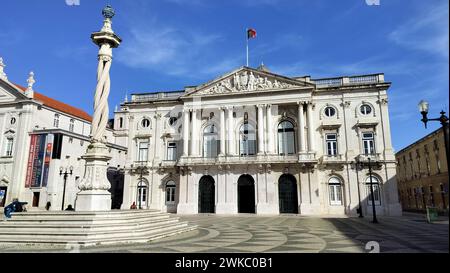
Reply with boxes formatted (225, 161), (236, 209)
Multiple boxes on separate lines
(14, 84), (93, 122)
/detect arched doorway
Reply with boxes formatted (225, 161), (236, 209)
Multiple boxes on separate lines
(137, 179), (149, 209)
(238, 175), (256, 213)
(278, 174), (299, 214)
(198, 176), (215, 213)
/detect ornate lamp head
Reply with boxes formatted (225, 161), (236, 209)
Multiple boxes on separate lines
(102, 5), (115, 19)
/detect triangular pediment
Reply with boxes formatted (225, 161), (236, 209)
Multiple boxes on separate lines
(183, 67), (314, 97)
(0, 78), (29, 103)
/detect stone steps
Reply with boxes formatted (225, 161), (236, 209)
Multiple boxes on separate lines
(0, 210), (197, 247)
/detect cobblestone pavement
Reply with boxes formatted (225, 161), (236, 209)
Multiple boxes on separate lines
(0, 213), (448, 253)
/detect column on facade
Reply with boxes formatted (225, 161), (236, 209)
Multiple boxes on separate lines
(219, 107), (226, 156)
(257, 104), (265, 155)
(182, 109), (190, 156)
(266, 104), (274, 154)
(227, 106), (235, 155)
(298, 102), (306, 153)
(306, 102), (315, 152)
(190, 108), (199, 156)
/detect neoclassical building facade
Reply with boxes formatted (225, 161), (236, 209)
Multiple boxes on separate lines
(115, 66), (402, 216)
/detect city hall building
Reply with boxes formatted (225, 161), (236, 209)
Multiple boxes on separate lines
(115, 65), (402, 216)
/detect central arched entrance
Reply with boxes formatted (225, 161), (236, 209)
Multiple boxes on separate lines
(278, 174), (299, 214)
(198, 175), (215, 213)
(238, 175), (256, 213)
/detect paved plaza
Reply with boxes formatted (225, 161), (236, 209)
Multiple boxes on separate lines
(0, 212), (448, 253)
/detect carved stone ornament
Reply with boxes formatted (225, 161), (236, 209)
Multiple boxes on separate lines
(198, 71), (300, 95)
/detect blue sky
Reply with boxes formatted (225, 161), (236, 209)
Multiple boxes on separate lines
(0, 0), (448, 151)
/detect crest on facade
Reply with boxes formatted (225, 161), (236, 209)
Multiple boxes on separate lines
(183, 67), (314, 97)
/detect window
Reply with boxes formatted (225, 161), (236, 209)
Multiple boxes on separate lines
(429, 186), (435, 207)
(138, 141), (149, 162)
(137, 180), (148, 208)
(169, 117), (177, 126)
(324, 107), (336, 117)
(329, 177), (343, 206)
(360, 104), (372, 115)
(10, 117), (16, 125)
(119, 117), (124, 128)
(362, 132), (375, 155)
(278, 121), (295, 155)
(326, 133), (338, 156)
(166, 181), (176, 204)
(366, 176), (381, 206)
(5, 138), (14, 157)
(240, 123), (256, 156)
(203, 125), (218, 158)
(69, 119), (74, 132)
(54, 114), (60, 128)
(141, 118), (151, 128)
(167, 142), (177, 161)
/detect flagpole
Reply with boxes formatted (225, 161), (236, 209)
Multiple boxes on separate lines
(246, 29), (249, 67)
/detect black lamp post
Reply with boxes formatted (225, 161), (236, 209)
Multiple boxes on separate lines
(59, 166), (73, 211)
(367, 158), (378, 224)
(355, 156), (379, 223)
(351, 161), (364, 218)
(418, 100), (450, 175)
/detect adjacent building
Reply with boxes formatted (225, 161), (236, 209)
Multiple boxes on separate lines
(396, 127), (449, 214)
(114, 65), (402, 216)
(0, 58), (126, 210)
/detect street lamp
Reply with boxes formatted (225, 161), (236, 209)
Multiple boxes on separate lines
(351, 161), (364, 218)
(59, 166), (74, 211)
(355, 156), (379, 223)
(367, 158), (378, 224)
(418, 100), (450, 174)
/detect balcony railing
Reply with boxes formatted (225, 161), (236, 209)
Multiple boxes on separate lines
(313, 74), (384, 88)
(131, 91), (184, 102)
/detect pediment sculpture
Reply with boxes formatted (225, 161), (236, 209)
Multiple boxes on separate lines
(198, 71), (299, 95)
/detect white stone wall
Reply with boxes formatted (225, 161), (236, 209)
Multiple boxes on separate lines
(118, 69), (402, 217)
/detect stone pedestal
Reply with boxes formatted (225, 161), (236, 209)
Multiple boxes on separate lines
(76, 142), (112, 211)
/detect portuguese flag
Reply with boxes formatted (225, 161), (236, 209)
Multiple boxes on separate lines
(247, 28), (257, 39)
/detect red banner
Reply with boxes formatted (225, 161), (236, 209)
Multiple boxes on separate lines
(25, 135), (37, 188)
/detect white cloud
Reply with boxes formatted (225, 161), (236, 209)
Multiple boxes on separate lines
(389, 1), (449, 58)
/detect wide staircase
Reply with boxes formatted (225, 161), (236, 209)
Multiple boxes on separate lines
(0, 210), (196, 247)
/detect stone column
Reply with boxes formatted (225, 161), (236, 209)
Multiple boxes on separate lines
(76, 5), (122, 211)
(227, 107), (235, 155)
(306, 102), (315, 152)
(257, 104), (265, 155)
(298, 102), (306, 153)
(182, 109), (189, 156)
(266, 104), (274, 154)
(191, 109), (198, 156)
(219, 107), (226, 156)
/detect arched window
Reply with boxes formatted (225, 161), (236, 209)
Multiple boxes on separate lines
(329, 177), (343, 206)
(166, 181), (176, 204)
(366, 176), (381, 206)
(278, 121), (295, 155)
(203, 124), (218, 158)
(141, 118), (151, 128)
(360, 104), (372, 115)
(137, 180), (149, 209)
(324, 107), (336, 117)
(239, 123), (256, 156)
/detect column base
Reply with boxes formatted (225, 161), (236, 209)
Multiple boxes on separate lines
(256, 203), (279, 214)
(216, 203), (238, 214)
(75, 190), (112, 211)
(177, 203), (198, 214)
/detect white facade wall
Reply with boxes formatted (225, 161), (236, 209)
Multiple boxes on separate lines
(117, 67), (402, 216)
